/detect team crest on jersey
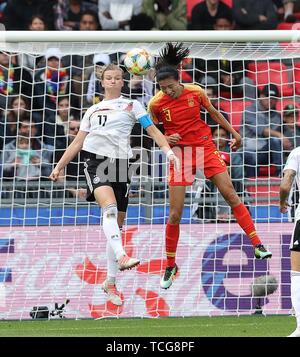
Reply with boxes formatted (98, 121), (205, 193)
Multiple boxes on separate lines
(93, 176), (101, 184)
(187, 96), (195, 107)
(124, 102), (133, 112)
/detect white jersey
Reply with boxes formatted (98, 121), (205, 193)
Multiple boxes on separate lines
(283, 146), (300, 221)
(80, 96), (147, 159)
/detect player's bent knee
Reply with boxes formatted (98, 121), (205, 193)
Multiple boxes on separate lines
(103, 204), (118, 219)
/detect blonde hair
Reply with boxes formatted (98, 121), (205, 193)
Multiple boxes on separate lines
(101, 63), (124, 80)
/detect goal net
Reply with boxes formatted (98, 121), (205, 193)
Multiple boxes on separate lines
(0, 31), (298, 319)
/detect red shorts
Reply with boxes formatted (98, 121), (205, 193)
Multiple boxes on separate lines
(168, 144), (227, 186)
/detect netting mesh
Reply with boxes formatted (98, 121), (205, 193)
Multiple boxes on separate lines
(2, 40), (300, 59)
(0, 39), (298, 319)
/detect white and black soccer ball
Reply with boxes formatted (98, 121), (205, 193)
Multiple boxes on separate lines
(123, 48), (154, 76)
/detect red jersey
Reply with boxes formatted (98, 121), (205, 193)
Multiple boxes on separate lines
(148, 84), (214, 146)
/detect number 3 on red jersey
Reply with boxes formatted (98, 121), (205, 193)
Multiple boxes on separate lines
(163, 108), (172, 122)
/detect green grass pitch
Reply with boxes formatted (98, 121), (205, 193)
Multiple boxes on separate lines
(0, 315), (295, 337)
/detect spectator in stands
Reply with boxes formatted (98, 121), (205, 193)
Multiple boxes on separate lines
(0, 96), (28, 148)
(34, 47), (69, 109)
(54, 118), (88, 198)
(219, 59), (244, 99)
(1, 117), (53, 188)
(29, 14), (46, 30)
(56, 96), (75, 135)
(191, 0), (232, 30)
(0, 118), (53, 197)
(200, 84), (229, 132)
(2, 135), (41, 181)
(243, 84), (284, 177)
(0, 51), (33, 110)
(272, 0), (288, 20)
(64, 10), (101, 111)
(17, 15), (47, 72)
(18, 119), (54, 178)
(280, 0), (300, 21)
(233, 0), (278, 30)
(86, 53), (111, 104)
(3, 0), (55, 30)
(98, 0), (142, 30)
(129, 12), (155, 30)
(54, 0), (93, 31)
(142, 0), (187, 30)
(213, 12), (235, 30)
(282, 104), (300, 159)
(0, 95), (40, 149)
(48, 96), (77, 148)
(200, 74), (217, 88)
(33, 47), (71, 145)
(79, 9), (101, 30)
(196, 57), (255, 100)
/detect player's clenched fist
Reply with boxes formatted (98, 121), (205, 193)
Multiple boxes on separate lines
(49, 167), (60, 182)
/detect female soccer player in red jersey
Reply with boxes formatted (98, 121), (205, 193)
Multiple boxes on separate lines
(148, 43), (272, 289)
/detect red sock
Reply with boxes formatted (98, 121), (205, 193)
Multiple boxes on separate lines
(165, 222), (179, 267)
(232, 203), (261, 247)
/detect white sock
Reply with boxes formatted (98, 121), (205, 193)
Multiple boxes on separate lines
(106, 242), (118, 283)
(102, 204), (125, 260)
(291, 271), (300, 328)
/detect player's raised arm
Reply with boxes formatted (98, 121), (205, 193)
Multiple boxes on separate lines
(201, 90), (242, 151)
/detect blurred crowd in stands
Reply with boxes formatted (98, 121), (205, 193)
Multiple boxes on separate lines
(1, 0), (300, 31)
(0, 0), (300, 220)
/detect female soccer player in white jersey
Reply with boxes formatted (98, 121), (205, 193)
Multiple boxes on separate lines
(49, 63), (178, 306)
(280, 146), (300, 337)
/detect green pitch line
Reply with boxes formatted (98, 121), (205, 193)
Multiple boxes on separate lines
(0, 315), (295, 337)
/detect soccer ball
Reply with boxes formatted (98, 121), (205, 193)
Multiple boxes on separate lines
(123, 48), (154, 76)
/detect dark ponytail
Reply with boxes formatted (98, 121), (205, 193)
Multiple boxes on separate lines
(155, 42), (190, 81)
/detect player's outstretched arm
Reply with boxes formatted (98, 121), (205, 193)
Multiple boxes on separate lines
(146, 124), (180, 170)
(49, 130), (88, 182)
(279, 169), (296, 213)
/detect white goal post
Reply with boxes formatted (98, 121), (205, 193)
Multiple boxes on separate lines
(0, 30), (299, 320)
(2, 29), (300, 42)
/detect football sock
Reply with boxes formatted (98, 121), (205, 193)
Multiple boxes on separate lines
(102, 204), (125, 260)
(291, 271), (300, 328)
(106, 242), (118, 283)
(232, 203), (261, 247)
(166, 222), (180, 267)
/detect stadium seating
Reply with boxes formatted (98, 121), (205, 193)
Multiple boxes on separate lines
(277, 22), (295, 30)
(293, 62), (300, 95)
(246, 177), (281, 205)
(247, 61), (294, 96)
(220, 99), (251, 131)
(294, 12), (300, 20)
